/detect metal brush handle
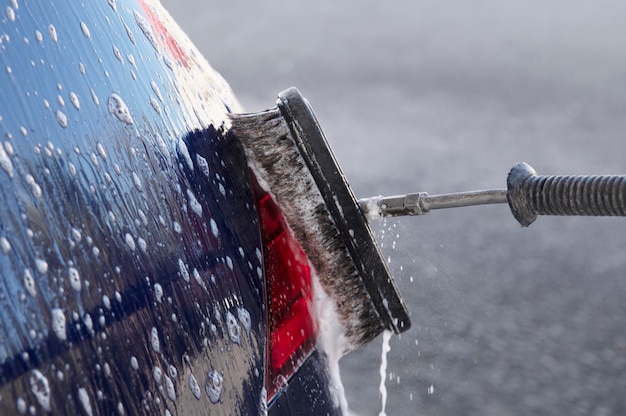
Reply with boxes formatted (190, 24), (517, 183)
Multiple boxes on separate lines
(358, 162), (626, 226)
(507, 162), (626, 226)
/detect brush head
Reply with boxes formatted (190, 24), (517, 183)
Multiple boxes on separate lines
(230, 87), (410, 352)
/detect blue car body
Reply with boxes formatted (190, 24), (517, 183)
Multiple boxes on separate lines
(0, 1), (339, 414)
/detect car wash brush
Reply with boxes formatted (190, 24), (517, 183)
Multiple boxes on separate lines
(230, 87), (411, 353)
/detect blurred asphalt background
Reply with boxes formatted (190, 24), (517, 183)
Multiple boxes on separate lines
(162, 1), (626, 415)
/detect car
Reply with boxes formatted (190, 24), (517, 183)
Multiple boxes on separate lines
(0, 1), (360, 414)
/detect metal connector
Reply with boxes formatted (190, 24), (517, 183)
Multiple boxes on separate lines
(367, 192), (429, 218)
(358, 189), (508, 220)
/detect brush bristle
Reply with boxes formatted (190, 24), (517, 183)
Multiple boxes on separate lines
(230, 109), (384, 352)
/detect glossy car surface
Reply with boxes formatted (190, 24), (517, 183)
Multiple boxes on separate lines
(0, 1), (339, 414)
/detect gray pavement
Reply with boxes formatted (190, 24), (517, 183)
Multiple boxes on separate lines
(162, 1), (626, 414)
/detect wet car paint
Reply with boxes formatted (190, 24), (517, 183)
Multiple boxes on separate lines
(0, 1), (271, 414)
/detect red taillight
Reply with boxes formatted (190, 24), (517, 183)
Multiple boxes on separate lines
(252, 177), (316, 402)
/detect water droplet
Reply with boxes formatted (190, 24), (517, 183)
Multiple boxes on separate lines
(124, 233), (136, 251)
(137, 209), (147, 225)
(162, 55), (175, 71)
(210, 218), (219, 238)
(102, 362), (111, 377)
(177, 138), (193, 171)
(132, 171), (142, 191)
(6, 7), (16, 22)
(68, 267), (81, 291)
(90, 88), (100, 106)
(205, 370), (223, 403)
(69, 92), (80, 110)
(102, 294), (111, 309)
(1, 237), (11, 253)
(152, 366), (162, 384)
(83, 313), (93, 334)
(112, 45), (123, 63)
(151, 327), (160, 352)
(178, 258), (190, 282)
(186, 189), (202, 217)
(56, 110), (68, 128)
(130, 356), (139, 370)
(226, 311), (241, 344)
(70, 227), (82, 242)
(68, 162), (77, 176)
(35, 258), (48, 274)
(126, 56), (137, 72)
(0, 144), (14, 177)
(134, 10), (158, 51)
(149, 96), (161, 115)
(78, 387), (93, 416)
(107, 0), (116, 11)
(213, 307), (222, 323)
(51, 308), (67, 341)
(165, 376), (176, 401)
(24, 174), (42, 198)
(78, 62), (86, 74)
(154, 134), (169, 160)
(124, 23), (136, 45)
(193, 268), (202, 285)
(96, 142), (107, 160)
(80, 22), (90, 38)
(154, 283), (163, 303)
(16, 397), (27, 414)
(237, 307), (251, 334)
(23, 269), (36, 296)
(196, 154), (210, 178)
(34, 30), (43, 43)
(107, 93), (133, 125)
(47, 24), (57, 42)
(44, 143), (54, 157)
(137, 237), (147, 253)
(29, 370), (51, 411)
(188, 374), (202, 399)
